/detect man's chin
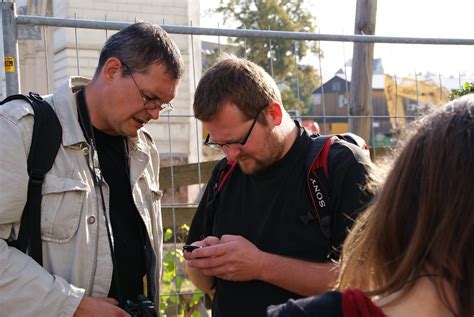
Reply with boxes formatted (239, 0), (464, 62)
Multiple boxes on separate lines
(238, 158), (266, 175)
(124, 123), (140, 137)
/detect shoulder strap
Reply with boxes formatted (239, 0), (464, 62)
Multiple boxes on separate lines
(1, 93), (62, 265)
(306, 135), (337, 242)
(336, 132), (371, 160)
(203, 160), (237, 237)
(214, 160), (238, 193)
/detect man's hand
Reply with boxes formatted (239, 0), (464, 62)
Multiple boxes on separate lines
(184, 236), (222, 293)
(186, 235), (338, 296)
(74, 296), (130, 317)
(185, 235), (264, 282)
(183, 235), (221, 253)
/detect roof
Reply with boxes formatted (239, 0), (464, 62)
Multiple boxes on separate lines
(340, 58), (385, 74)
(314, 72), (473, 94)
(418, 74), (474, 91)
(334, 72), (386, 89)
(314, 72), (385, 94)
(315, 58), (474, 93)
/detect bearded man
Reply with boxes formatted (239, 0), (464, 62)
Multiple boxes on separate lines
(184, 58), (374, 317)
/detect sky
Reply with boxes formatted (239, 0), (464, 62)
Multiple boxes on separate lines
(200, 0), (474, 81)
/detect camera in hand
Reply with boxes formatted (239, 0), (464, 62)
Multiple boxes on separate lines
(122, 294), (157, 317)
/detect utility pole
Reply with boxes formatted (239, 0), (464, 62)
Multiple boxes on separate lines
(349, 0), (377, 143)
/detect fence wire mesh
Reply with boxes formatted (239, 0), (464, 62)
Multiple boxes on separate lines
(2, 7), (474, 316)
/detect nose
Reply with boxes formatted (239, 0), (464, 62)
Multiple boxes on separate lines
(223, 146), (241, 162)
(146, 107), (161, 120)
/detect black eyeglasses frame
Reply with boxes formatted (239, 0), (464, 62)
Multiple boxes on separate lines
(204, 110), (263, 150)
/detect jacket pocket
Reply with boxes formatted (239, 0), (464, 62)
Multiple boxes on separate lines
(41, 173), (89, 242)
(150, 184), (163, 201)
(148, 182), (162, 220)
(140, 169), (162, 202)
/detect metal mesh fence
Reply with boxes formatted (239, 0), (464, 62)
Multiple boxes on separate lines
(2, 5), (474, 315)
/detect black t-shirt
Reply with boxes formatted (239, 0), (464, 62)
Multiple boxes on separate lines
(93, 128), (147, 303)
(186, 125), (373, 317)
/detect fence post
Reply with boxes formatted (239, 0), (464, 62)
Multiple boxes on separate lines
(2, 2), (20, 95)
(349, 0), (377, 142)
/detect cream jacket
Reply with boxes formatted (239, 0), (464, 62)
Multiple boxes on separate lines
(0, 77), (163, 316)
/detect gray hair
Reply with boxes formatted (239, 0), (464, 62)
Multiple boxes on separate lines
(95, 22), (184, 79)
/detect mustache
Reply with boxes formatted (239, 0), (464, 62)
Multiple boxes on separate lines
(133, 115), (151, 124)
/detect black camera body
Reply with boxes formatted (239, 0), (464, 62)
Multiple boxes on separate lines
(122, 295), (157, 317)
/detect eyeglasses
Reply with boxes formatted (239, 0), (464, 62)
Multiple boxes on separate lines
(204, 110), (262, 150)
(121, 61), (174, 113)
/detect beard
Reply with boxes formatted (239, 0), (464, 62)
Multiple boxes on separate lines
(238, 130), (285, 175)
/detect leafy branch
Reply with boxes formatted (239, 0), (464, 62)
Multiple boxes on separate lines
(449, 82), (474, 100)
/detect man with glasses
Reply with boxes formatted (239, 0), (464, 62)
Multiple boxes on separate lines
(0, 22), (183, 316)
(184, 58), (375, 316)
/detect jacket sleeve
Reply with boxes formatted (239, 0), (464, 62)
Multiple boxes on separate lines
(326, 141), (374, 258)
(0, 101), (84, 317)
(267, 291), (343, 316)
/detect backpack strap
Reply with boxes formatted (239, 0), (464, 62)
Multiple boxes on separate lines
(335, 132), (371, 160)
(1, 92), (62, 266)
(306, 135), (337, 242)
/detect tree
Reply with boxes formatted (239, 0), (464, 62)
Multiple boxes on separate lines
(207, 0), (321, 114)
(281, 64), (320, 114)
(449, 82), (474, 100)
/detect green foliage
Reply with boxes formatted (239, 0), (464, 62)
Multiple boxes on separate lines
(280, 64), (320, 114)
(449, 82), (474, 100)
(164, 228), (173, 242)
(206, 0), (321, 114)
(160, 225), (206, 316)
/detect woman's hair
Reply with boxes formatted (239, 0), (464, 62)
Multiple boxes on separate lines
(338, 95), (474, 317)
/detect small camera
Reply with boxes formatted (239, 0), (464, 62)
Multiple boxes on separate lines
(182, 244), (202, 252)
(122, 294), (157, 317)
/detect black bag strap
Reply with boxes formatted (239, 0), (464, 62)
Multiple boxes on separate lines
(1, 92), (62, 265)
(305, 135), (337, 244)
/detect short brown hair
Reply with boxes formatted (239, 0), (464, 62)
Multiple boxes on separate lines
(338, 95), (474, 317)
(193, 58), (282, 122)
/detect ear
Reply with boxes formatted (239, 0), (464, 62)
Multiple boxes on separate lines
(101, 57), (123, 84)
(266, 101), (283, 126)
